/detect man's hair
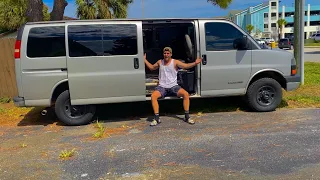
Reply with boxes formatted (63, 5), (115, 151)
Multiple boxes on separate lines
(163, 47), (172, 54)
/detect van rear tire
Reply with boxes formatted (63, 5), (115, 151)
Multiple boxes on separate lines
(55, 90), (96, 126)
(245, 78), (282, 112)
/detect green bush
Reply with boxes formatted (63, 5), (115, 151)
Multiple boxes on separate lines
(305, 38), (320, 44)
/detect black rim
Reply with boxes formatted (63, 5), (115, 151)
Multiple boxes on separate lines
(63, 99), (88, 119)
(256, 85), (276, 106)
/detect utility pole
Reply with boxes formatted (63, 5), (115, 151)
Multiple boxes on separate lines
(299, 0), (305, 84)
(293, 0), (304, 85)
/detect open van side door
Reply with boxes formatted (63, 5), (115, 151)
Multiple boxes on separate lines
(65, 21), (145, 105)
(197, 20), (252, 96)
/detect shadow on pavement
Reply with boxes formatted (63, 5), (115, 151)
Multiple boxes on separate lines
(305, 51), (320, 54)
(17, 96), (290, 126)
(17, 107), (61, 126)
(93, 96), (251, 123)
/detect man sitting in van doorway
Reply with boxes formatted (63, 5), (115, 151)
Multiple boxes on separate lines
(144, 47), (202, 126)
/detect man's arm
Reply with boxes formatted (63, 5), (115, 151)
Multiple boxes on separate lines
(176, 58), (202, 70)
(144, 53), (160, 71)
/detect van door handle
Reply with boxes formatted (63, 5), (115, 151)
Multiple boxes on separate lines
(134, 58), (139, 69)
(202, 54), (207, 65)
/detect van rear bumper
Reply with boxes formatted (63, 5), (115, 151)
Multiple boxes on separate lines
(285, 75), (301, 91)
(13, 96), (25, 107)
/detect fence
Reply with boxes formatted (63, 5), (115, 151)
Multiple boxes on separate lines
(0, 38), (18, 98)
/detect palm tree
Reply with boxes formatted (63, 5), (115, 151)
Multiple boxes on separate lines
(277, 18), (287, 39)
(207, 0), (233, 9)
(246, 24), (254, 35)
(76, 0), (133, 19)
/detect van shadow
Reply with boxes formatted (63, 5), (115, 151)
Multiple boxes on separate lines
(94, 96), (253, 123)
(17, 96), (290, 126)
(17, 107), (62, 126)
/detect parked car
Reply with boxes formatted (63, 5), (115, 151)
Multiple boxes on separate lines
(13, 18), (300, 126)
(310, 33), (320, 40)
(312, 33), (320, 41)
(255, 38), (266, 45)
(278, 38), (293, 50)
(260, 37), (275, 44)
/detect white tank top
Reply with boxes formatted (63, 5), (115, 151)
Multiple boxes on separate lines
(158, 59), (178, 88)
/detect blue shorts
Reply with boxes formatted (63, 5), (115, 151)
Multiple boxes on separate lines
(155, 85), (181, 98)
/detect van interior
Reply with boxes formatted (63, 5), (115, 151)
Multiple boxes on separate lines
(142, 20), (197, 97)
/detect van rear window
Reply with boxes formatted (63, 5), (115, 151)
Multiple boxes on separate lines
(27, 26), (66, 58)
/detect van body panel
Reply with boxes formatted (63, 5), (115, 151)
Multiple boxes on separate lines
(198, 20), (253, 96)
(65, 21), (146, 105)
(20, 23), (68, 106)
(14, 59), (23, 97)
(251, 49), (292, 76)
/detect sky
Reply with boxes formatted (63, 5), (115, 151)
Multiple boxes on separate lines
(43, 0), (320, 19)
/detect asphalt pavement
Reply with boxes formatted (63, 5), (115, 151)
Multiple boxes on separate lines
(1, 107), (320, 179)
(286, 47), (320, 62)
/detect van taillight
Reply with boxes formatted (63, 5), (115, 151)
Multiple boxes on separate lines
(14, 40), (21, 59)
(291, 65), (297, 76)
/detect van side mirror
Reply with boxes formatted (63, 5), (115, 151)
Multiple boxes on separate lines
(233, 36), (248, 50)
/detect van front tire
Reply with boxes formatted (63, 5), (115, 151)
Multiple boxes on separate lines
(55, 90), (96, 126)
(246, 78), (282, 112)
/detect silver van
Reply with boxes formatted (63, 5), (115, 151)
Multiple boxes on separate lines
(13, 18), (300, 125)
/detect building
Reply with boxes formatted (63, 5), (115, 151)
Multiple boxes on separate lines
(227, 0), (320, 40)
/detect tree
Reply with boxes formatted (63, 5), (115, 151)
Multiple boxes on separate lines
(75, 0), (133, 19)
(26, 0), (44, 22)
(50, 0), (68, 21)
(207, 0), (232, 9)
(0, 0), (27, 30)
(246, 24), (254, 34)
(255, 28), (262, 36)
(0, 0), (49, 31)
(277, 18), (287, 39)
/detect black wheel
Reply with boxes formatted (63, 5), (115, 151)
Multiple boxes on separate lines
(55, 90), (96, 126)
(245, 78), (282, 112)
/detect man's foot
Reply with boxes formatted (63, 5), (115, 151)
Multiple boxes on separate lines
(184, 117), (195, 125)
(150, 119), (161, 126)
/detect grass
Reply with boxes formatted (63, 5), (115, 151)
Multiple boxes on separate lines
(304, 43), (320, 47)
(59, 148), (76, 159)
(0, 97), (11, 104)
(92, 120), (106, 138)
(304, 39), (320, 47)
(21, 143), (27, 148)
(282, 62), (320, 108)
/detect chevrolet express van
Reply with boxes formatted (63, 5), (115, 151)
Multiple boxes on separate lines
(13, 18), (300, 125)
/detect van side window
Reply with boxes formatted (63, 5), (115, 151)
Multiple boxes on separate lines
(204, 22), (244, 51)
(68, 25), (103, 57)
(27, 26), (66, 58)
(102, 24), (137, 56)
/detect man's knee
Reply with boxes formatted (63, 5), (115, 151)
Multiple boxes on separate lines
(151, 91), (161, 100)
(177, 88), (189, 98)
(182, 91), (189, 99)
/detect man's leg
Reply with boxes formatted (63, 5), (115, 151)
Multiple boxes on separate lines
(175, 86), (195, 124)
(150, 86), (165, 126)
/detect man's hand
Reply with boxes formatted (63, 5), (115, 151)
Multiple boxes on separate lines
(195, 57), (202, 65)
(144, 53), (146, 60)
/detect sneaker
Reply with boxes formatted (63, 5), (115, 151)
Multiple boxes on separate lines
(185, 117), (195, 125)
(150, 119), (161, 126)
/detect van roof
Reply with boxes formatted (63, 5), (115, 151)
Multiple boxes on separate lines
(25, 17), (231, 25)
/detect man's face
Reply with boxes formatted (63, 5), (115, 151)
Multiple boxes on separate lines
(163, 51), (171, 61)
